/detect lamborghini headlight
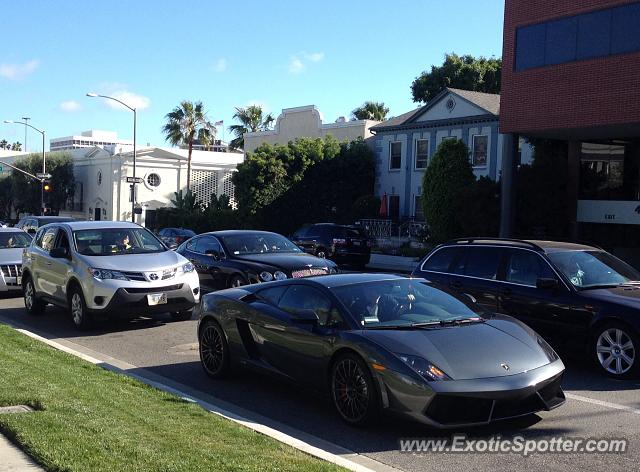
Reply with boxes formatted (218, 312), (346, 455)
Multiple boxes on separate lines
(395, 353), (450, 381)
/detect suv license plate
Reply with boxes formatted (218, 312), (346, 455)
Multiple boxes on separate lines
(147, 293), (167, 306)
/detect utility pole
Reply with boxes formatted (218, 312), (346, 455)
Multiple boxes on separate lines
(22, 117), (30, 152)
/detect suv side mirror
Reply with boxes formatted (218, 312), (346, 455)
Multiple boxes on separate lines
(536, 278), (559, 289)
(292, 309), (319, 324)
(50, 247), (70, 259)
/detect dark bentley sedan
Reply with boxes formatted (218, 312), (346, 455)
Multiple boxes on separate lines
(197, 273), (565, 427)
(176, 230), (338, 292)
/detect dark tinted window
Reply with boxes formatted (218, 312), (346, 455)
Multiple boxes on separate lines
(257, 286), (288, 305)
(422, 247), (461, 272)
(515, 2), (640, 71)
(577, 9), (611, 60)
(504, 249), (556, 286)
(516, 23), (546, 70)
(460, 247), (502, 280)
(291, 226), (309, 239)
(195, 237), (223, 255)
(545, 17), (577, 65)
(185, 238), (198, 251)
(177, 229), (196, 237)
(278, 285), (333, 324)
(611, 3), (640, 54)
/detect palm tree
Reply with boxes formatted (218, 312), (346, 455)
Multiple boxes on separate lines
(351, 101), (389, 121)
(162, 100), (209, 195)
(11, 142), (22, 151)
(197, 121), (217, 151)
(0, 140), (8, 150)
(228, 105), (274, 150)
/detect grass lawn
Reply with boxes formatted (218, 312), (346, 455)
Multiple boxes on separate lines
(0, 324), (343, 472)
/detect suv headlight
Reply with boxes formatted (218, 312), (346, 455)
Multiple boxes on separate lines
(181, 262), (195, 273)
(89, 268), (129, 281)
(273, 271), (287, 280)
(259, 271), (274, 282)
(395, 353), (450, 381)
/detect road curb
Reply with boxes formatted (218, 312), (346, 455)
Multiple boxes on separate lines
(12, 327), (403, 472)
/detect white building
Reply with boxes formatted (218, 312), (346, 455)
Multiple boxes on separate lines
(50, 130), (132, 152)
(65, 146), (243, 227)
(243, 105), (380, 153)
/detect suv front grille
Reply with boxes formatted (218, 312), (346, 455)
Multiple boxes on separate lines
(123, 284), (183, 294)
(1, 264), (22, 278)
(291, 267), (329, 278)
(121, 271), (146, 281)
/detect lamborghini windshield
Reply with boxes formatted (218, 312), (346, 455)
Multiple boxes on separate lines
(332, 279), (485, 328)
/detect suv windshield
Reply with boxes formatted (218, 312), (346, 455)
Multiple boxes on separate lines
(73, 228), (166, 256)
(219, 233), (302, 255)
(332, 279), (484, 328)
(548, 250), (640, 289)
(0, 231), (32, 249)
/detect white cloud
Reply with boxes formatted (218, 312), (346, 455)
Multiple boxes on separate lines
(287, 51), (324, 74)
(103, 90), (151, 111)
(213, 58), (227, 72)
(0, 59), (39, 80)
(60, 100), (81, 112)
(304, 52), (324, 62)
(288, 56), (305, 74)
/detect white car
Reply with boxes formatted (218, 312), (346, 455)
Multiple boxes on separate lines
(0, 228), (32, 292)
(22, 221), (200, 329)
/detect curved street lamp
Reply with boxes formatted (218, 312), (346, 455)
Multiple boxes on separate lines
(3, 119), (46, 213)
(86, 92), (137, 223)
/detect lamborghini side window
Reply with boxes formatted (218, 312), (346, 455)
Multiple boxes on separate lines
(256, 286), (288, 306)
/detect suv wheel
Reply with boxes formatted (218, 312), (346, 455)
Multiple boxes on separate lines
(170, 308), (193, 321)
(23, 277), (45, 315)
(593, 322), (639, 379)
(69, 286), (93, 330)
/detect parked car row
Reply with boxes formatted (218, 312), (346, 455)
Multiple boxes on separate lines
(9, 219), (640, 428)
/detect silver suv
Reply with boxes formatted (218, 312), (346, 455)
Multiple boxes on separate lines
(22, 221), (200, 329)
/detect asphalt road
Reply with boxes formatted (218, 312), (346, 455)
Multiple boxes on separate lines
(1, 292), (639, 472)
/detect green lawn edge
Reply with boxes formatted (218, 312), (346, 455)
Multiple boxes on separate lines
(0, 324), (344, 472)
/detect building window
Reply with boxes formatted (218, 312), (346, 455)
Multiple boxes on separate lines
(414, 195), (424, 221)
(97, 170), (102, 186)
(515, 2), (640, 71)
(472, 135), (488, 167)
(579, 142), (628, 200)
(415, 139), (429, 169)
(147, 173), (161, 187)
(389, 142), (401, 170)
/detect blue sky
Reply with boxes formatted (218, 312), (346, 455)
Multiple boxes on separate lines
(1, 0), (505, 152)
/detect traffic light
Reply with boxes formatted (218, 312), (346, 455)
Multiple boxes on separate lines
(42, 179), (52, 193)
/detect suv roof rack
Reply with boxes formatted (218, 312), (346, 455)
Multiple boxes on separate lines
(447, 237), (545, 252)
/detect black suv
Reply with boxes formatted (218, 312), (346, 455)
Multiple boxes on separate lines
(291, 223), (371, 268)
(412, 238), (640, 379)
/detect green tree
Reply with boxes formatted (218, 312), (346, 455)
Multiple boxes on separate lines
(170, 190), (202, 213)
(228, 105), (274, 150)
(162, 100), (209, 195)
(422, 139), (475, 242)
(411, 53), (502, 103)
(0, 140), (8, 150)
(351, 101), (389, 121)
(10, 152), (75, 215)
(0, 176), (13, 219)
(11, 142), (22, 151)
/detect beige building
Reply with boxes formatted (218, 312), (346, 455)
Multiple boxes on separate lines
(243, 105), (379, 153)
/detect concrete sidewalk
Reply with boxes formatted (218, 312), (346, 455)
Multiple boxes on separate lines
(0, 433), (43, 472)
(366, 254), (419, 273)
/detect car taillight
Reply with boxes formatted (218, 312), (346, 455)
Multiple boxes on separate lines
(332, 238), (346, 245)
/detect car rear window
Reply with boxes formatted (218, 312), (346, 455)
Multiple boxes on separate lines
(422, 247), (462, 272)
(457, 247), (503, 280)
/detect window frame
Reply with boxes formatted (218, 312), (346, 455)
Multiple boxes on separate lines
(414, 138), (429, 170)
(389, 141), (402, 171)
(472, 134), (489, 168)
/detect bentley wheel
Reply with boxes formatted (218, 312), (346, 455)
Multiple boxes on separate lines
(593, 322), (639, 379)
(199, 320), (230, 379)
(23, 277), (45, 315)
(331, 353), (379, 426)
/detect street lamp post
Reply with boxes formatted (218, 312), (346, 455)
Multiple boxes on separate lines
(86, 93), (137, 223)
(22, 117), (30, 152)
(3, 120), (46, 213)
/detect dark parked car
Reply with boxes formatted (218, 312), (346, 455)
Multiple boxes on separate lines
(412, 238), (640, 379)
(158, 227), (196, 248)
(197, 273), (565, 427)
(15, 216), (75, 234)
(291, 223), (371, 268)
(176, 230), (338, 292)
